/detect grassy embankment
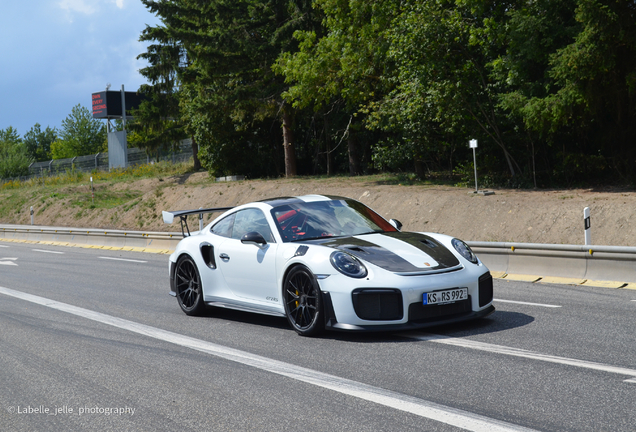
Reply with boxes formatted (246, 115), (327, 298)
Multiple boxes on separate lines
(0, 162), (194, 228)
(1, 162), (454, 229)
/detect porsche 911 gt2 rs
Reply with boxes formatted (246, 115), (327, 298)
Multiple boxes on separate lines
(163, 195), (494, 336)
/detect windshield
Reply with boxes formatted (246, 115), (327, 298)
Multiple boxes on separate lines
(271, 198), (397, 242)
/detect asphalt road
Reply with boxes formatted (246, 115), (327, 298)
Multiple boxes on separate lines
(0, 242), (634, 431)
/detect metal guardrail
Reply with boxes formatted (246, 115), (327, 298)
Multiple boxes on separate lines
(0, 225), (182, 253)
(1, 224), (635, 283)
(467, 241), (636, 283)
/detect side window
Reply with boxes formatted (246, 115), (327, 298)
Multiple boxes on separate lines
(231, 208), (275, 243)
(210, 213), (235, 238)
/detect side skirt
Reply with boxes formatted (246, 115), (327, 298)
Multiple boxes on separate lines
(204, 297), (286, 318)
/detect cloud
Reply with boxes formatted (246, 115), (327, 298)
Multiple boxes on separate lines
(57, 0), (125, 18)
(1, 0), (159, 134)
(58, 0), (98, 15)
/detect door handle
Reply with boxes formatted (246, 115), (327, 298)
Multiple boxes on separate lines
(219, 253), (230, 261)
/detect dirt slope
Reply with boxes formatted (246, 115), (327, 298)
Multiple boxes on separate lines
(3, 173), (636, 246)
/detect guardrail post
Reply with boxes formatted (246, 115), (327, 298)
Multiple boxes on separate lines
(584, 207), (591, 245)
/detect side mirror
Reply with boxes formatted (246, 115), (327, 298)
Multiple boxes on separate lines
(241, 231), (267, 247)
(389, 219), (402, 231)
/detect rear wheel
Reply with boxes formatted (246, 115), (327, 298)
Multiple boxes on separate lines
(174, 255), (205, 316)
(283, 266), (324, 336)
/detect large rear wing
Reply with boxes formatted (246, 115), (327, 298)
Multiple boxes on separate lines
(162, 207), (234, 237)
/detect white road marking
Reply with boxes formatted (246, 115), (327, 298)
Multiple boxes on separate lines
(494, 298), (561, 308)
(0, 258), (18, 266)
(32, 249), (64, 254)
(0, 245), (9, 248)
(0, 286), (537, 432)
(408, 333), (636, 383)
(99, 257), (147, 263)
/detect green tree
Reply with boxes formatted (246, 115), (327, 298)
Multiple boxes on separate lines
(140, 0), (319, 177)
(277, 0), (529, 179)
(131, 21), (196, 168)
(368, 1), (524, 178)
(500, 0), (636, 183)
(132, 0), (633, 186)
(486, 0), (579, 186)
(0, 126), (32, 178)
(275, 0), (399, 175)
(23, 123), (57, 162)
(51, 104), (106, 159)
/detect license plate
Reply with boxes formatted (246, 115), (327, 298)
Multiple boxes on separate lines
(423, 288), (467, 305)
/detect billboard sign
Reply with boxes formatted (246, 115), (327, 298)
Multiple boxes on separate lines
(91, 91), (145, 119)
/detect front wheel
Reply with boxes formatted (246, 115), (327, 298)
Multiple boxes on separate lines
(283, 266), (324, 336)
(174, 255), (205, 316)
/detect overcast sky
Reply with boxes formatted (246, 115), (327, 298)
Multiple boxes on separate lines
(1, 0), (161, 136)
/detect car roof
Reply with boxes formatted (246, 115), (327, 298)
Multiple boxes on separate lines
(259, 195), (346, 208)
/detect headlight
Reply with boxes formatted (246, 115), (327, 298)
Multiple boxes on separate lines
(330, 251), (368, 278)
(451, 238), (478, 264)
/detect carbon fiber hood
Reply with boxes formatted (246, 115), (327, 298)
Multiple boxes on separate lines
(304, 232), (461, 273)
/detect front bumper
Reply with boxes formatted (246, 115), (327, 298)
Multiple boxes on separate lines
(324, 303), (495, 332)
(319, 263), (494, 326)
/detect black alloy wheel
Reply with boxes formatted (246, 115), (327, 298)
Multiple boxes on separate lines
(283, 266), (324, 336)
(175, 255), (205, 316)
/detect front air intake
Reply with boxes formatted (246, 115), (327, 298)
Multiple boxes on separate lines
(352, 289), (403, 321)
(478, 272), (493, 307)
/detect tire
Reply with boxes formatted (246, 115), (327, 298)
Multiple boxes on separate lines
(174, 255), (205, 316)
(283, 265), (324, 336)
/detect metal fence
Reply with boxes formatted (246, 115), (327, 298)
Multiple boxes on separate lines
(2, 140), (193, 183)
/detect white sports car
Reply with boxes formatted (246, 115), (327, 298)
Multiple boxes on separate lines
(163, 195), (494, 336)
